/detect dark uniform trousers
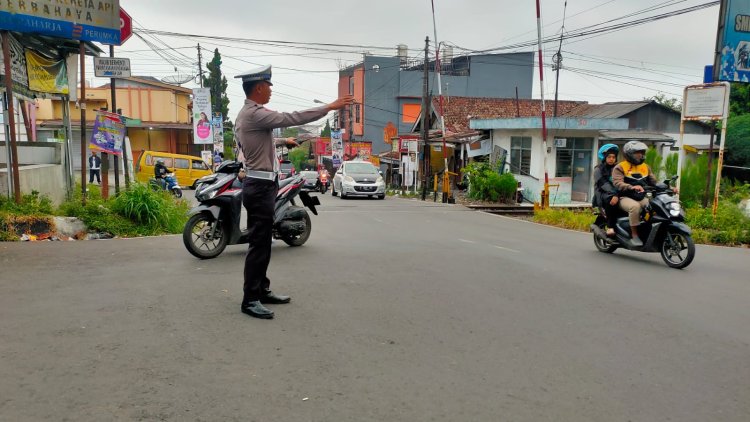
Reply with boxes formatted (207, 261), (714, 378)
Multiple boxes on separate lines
(242, 177), (278, 304)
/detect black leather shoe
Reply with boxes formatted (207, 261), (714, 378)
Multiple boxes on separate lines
(241, 301), (274, 319)
(261, 290), (291, 304)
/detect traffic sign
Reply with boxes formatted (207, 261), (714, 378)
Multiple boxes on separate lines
(119, 8), (133, 45)
(94, 57), (132, 78)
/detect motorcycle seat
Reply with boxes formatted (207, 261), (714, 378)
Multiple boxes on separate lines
(278, 178), (296, 189)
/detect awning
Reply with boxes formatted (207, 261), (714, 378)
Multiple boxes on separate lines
(598, 130), (675, 143)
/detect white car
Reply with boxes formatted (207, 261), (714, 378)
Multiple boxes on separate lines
(332, 161), (385, 200)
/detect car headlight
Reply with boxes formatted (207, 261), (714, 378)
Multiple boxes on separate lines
(667, 202), (681, 217)
(344, 176), (354, 184)
(376, 176), (384, 184)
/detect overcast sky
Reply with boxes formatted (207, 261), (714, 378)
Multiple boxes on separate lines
(106, 0), (721, 125)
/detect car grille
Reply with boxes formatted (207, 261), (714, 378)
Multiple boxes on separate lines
(354, 186), (377, 192)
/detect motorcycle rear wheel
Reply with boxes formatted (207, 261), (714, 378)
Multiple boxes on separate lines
(660, 230), (695, 269)
(281, 212), (312, 247)
(183, 213), (228, 259)
(593, 223), (618, 253)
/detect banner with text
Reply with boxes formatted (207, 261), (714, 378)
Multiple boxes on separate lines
(25, 49), (68, 94)
(192, 88), (214, 145)
(331, 130), (343, 167)
(0, 33), (32, 97)
(0, 0), (121, 45)
(716, 0), (750, 82)
(89, 111), (126, 156)
(212, 112), (224, 154)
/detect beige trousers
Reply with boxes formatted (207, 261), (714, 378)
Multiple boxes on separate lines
(619, 197), (649, 227)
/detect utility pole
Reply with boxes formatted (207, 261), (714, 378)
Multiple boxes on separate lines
(421, 36), (430, 201)
(197, 44), (204, 88)
(535, 0), (551, 209)
(80, 41), (88, 204)
(110, 44), (120, 195)
(553, 0), (567, 117)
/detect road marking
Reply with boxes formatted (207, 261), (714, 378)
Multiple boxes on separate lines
(459, 239), (476, 244)
(493, 245), (520, 253)
(374, 218), (384, 223)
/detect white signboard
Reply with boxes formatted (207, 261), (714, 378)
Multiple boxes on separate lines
(94, 57), (131, 78)
(192, 88), (214, 145)
(684, 85), (728, 118)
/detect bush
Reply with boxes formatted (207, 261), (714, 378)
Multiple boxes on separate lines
(462, 162), (518, 203)
(0, 191), (54, 215)
(58, 183), (189, 237)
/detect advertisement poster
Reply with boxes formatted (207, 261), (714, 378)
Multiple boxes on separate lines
(717, 0), (750, 82)
(89, 111), (125, 156)
(25, 49), (68, 94)
(192, 88), (214, 145)
(347, 141), (372, 161)
(316, 137), (332, 155)
(331, 130), (343, 167)
(212, 112), (224, 154)
(0, 33), (32, 97)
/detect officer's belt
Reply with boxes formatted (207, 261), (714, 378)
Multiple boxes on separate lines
(245, 170), (276, 181)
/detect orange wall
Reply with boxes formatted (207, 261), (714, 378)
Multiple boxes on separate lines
(353, 66), (364, 137)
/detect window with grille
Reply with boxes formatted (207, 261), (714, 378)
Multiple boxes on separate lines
(510, 136), (532, 175)
(555, 138), (593, 177)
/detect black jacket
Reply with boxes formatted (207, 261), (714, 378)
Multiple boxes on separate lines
(154, 163), (169, 178)
(593, 163), (618, 207)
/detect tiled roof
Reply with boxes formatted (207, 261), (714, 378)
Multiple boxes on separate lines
(562, 101), (652, 118)
(435, 97), (587, 133)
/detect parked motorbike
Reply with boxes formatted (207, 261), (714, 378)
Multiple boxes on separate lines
(590, 176), (695, 269)
(183, 161), (320, 259)
(150, 173), (183, 198)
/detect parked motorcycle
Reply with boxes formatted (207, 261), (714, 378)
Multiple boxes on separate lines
(590, 176), (695, 269)
(150, 173), (183, 198)
(183, 161), (320, 259)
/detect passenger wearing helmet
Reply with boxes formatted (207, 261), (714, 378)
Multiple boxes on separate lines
(612, 141), (658, 246)
(593, 144), (620, 236)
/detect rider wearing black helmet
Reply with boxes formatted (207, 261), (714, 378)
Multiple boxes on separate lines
(611, 141), (658, 246)
(154, 158), (170, 189)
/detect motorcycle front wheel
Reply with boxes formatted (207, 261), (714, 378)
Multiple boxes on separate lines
(281, 212), (312, 247)
(183, 213), (228, 259)
(172, 187), (183, 198)
(660, 230), (695, 269)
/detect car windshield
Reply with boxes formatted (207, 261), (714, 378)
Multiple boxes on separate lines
(346, 163), (378, 174)
(280, 162), (293, 170)
(300, 171), (317, 178)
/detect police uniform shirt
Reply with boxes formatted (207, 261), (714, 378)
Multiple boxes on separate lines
(235, 100), (328, 173)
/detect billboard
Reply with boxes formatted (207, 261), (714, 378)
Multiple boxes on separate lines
(0, 1), (121, 45)
(331, 130), (343, 167)
(192, 88), (213, 145)
(0, 33), (29, 96)
(715, 0), (750, 82)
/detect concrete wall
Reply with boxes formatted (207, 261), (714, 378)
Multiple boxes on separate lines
(0, 164), (67, 204)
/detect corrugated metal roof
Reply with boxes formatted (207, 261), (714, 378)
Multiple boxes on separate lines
(599, 130), (674, 141)
(564, 101), (651, 118)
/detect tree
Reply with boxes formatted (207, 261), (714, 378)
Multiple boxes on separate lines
(729, 82), (750, 117)
(645, 94), (681, 112)
(202, 48), (230, 124)
(321, 120), (331, 138)
(725, 114), (750, 166)
(282, 127), (299, 138)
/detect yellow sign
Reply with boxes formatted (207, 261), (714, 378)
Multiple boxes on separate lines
(25, 50), (69, 95)
(683, 145), (698, 153)
(371, 156), (380, 167)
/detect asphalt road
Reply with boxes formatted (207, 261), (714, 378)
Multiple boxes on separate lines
(1, 193), (749, 421)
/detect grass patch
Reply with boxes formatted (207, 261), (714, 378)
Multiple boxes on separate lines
(532, 202), (750, 247)
(55, 183), (189, 238)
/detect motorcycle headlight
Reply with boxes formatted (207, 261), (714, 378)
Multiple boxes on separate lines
(344, 176), (354, 184)
(667, 202), (681, 217)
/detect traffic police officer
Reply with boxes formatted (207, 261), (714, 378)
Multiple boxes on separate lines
(235, 65), (354, 319)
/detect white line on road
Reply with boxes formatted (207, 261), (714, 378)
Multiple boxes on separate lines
(493, 245), (520, 253)
(459, 239), (476, 244)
